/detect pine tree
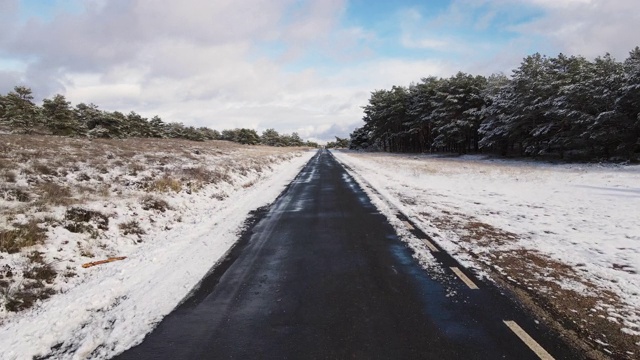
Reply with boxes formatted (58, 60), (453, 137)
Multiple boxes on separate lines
(1, 86), (41, 133)
(261, 128), (282, 146)
(149, 116), (168, 138)
(42, 94), (78, 136)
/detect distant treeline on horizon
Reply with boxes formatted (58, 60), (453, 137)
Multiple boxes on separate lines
(349, 46), (640, 162)
(0, 87), (318, 148)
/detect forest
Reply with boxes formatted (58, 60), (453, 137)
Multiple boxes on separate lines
(0, 86), (318, 148)
(349, 47), (640, 162)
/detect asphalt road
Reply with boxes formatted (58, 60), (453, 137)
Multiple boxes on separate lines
(117, 149), (582, 359)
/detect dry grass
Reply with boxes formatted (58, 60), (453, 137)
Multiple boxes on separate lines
(0, 186), (31, 202)
(148, 176), (182, 193)
(37, 183), (73, 206)
(2, 251), (57, 312)
(0, 220), (47, 254)
(31, 162), (57, 176)
(0, 134), (307, 315)
(181, 166), (231, 185)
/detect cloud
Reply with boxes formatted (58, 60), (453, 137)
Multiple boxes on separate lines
(2, 0), (639, 143)
(510, 0), (640, 59)
(0, 0), (349, 140)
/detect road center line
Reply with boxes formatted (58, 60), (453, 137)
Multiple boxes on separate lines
(503, 320), (555, 360)
(450, 267), (479, 289)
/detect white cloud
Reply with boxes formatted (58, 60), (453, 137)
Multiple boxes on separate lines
(0, 0), (357, 140)
(2, 0), (640, 142)
(511, 0), (640, 59)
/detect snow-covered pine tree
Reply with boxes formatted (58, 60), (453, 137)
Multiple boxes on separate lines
(42, 94), (78, 136)
(1, 86), (41, 133)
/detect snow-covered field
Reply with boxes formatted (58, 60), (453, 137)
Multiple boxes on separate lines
(0, 135), (314, 359)
(333, 150), (640, 358)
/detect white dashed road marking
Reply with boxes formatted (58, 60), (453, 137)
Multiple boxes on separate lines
(450, 267), (479, 290)
(402, 221), (414, 230)
(503, 320), (555, 360)
(423, 239), (439, 252)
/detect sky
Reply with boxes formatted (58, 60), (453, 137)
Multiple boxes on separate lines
(1, 0), (639, 142)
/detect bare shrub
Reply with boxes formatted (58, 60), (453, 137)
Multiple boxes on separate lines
(242, 180), (257, 188)
(181, 166), (214, 183)
(38, 183), (73, 206)
(4, 286), (56, 312)
(148, 176), (181, 193)
(119, 220), (145, 236)
(76, 173), (91, 182)
(210, 168), (232, 184)
(0, 186), (31, 202)
(0, 220), (47, 254)
(3, 254), (57, 312)
(32, 162), (57, 176)
(141, 195), (170, 212)
(65, 207), (109, 230)
(24, 262), (56, 285)
(211, 192), (228, 201)
(128, 163), (146, 176)
(2, 171), (17, 182)
(96, 165), (109, 174)
(63, 207), (109, 239)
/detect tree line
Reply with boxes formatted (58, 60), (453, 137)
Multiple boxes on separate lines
(350, 47), (640, 161)
(0, 86), (318, 147)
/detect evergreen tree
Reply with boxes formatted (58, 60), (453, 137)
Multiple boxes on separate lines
(235, 128), (260, 145)
(149, 116), (168, 138)
(124, 111), (153, 138)
(1, 86), (40, 133)
(198, 127), (220, 140)
(261, 128), (282, 146)
(42, 94), (78, 136)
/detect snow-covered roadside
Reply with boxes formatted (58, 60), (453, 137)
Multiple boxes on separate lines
(332, 150), (640, 358)
(0, 142), (314, 359)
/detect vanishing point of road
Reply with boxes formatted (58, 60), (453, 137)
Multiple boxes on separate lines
(118, 150), (583, 359)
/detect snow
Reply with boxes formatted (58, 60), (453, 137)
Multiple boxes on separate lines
(332, 150), (640, 340)
(0, 145), (315, 360)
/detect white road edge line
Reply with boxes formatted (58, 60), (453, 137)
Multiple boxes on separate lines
(402, 220), (414, 230)
(450, 267), (479, 289)
(503, 320), (555, 360)
(402, 221), (415, 230)
(423, 239), (439, 252)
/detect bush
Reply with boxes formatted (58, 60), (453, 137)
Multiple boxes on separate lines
(141, 195), (170, 212)
(119, 220), (145, 236)
(0, 220), (47, 254)
(38, 183), (73, 205)
(63, 207), (109, 239)
(0, 186), (31, 202)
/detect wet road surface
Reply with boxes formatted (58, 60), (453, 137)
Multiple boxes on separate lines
(117, 150), (582, 359)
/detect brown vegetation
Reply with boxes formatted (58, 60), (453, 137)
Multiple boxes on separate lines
(0, 133), (306, 314)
